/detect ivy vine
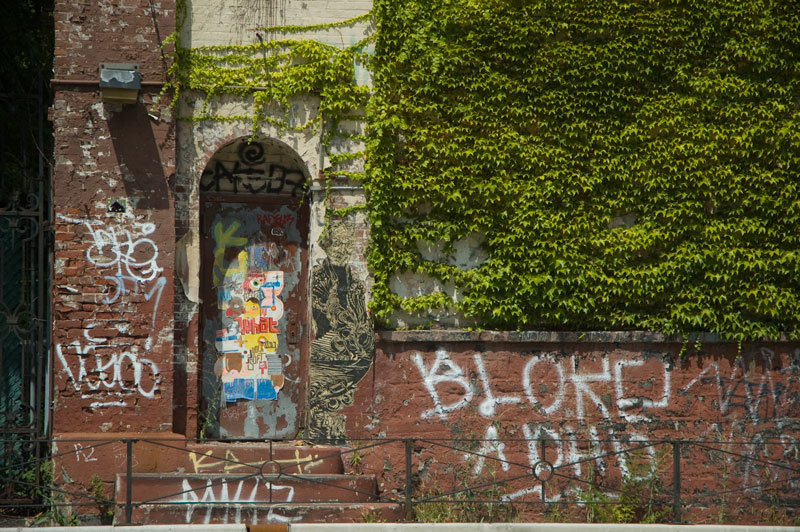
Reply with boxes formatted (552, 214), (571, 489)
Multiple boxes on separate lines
(161, 0), (373, 168)
(164, 0), (800, 341)
(365, 0), (800, 340)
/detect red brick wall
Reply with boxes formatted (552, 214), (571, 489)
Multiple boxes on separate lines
(343, 331), (800, 521)
(52, 0), (176, 433)
(53, 0), (173, 81)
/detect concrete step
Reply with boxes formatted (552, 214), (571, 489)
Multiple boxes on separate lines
(115, 472), (381, 507)
(183, 442), (350, 476)
(126, 441), (350, 476)
(118, 501), (404, 525)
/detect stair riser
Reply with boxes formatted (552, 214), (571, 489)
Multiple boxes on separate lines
(183, 445), (347, 475)
(123, 443), (345, 475)
(116, 475), (377, 504)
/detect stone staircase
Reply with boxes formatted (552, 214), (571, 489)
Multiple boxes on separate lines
(113, 441), (404, 525)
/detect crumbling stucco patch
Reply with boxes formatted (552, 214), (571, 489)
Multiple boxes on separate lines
(176, 229), (201, 303)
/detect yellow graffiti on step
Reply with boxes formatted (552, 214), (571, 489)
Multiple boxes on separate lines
(189, 448), (324, 474)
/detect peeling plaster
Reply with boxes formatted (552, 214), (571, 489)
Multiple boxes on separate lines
(176, 229), (201, 303)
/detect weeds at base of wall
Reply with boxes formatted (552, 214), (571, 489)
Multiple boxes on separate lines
(348, 449), (364, 474)
(198, 382), (222, 440)
(344, 439), (379, 476)
(89, 474), (114, 524)
(760, 493), (800, 526)
(412, 463), (518, 523)
(577, 449), (670, 524)
(412, 487), (518, 523)
(695, 441), (800, 526)
(754, 466), (800, 527)
(360, 509), (386, 523)
(715, 447), (730, 524)
(21, 462), (79, 527)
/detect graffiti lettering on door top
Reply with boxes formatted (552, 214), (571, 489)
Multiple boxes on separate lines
(215, 243), (286, 402)
(199, 141), (306, 197)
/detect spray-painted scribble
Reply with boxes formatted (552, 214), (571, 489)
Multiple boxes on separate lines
(175, 478), (294, 524)
(56, 339), (160, 407)
(189, 448), (323, 475)
(412, 349), (473, 420)
(57, 214), (166, 323)
(407, 346), (800, 499)
(212, 221), (248, 287)
(413, 350), (674, 423)
(56, 215), (161, 282)
(103, 275), (167, 327)
(55, 215), (166, 408)
(682, 347), (785, 423)
(200, 140), (306, 197)
(73, 443), (98, 463)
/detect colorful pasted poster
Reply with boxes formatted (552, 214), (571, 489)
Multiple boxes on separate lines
(215, 248), (285, 402)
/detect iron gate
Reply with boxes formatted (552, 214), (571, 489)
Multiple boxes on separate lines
(0, 70), (51, 506)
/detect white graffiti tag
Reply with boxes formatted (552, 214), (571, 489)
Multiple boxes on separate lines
(413, 350), (671, 423)
(57, 214), (165, 323)
(412, 348), (473, 419)
(103, 275), (166, 327)
(177, 478), (295, 524)
(410, 347), (798, 498)
(56, 340), (160, 408)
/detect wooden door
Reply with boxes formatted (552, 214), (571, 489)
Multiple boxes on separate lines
(200, 196), (308, 439)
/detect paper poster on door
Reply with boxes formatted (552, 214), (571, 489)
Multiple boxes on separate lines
(216, 250), (285, 402)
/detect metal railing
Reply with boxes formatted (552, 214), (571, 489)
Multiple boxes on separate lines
(0, 435), (797, 525)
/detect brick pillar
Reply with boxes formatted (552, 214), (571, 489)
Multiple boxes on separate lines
(51, 0), (177, 434)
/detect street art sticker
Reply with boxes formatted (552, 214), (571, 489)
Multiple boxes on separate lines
(307, 217), (373, 440)
(214, 240), (286, 402)
(202, 199), (305, 439)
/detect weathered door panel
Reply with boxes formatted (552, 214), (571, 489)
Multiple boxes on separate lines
(201, 198), (308, 439)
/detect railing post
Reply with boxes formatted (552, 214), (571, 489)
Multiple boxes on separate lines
(404, 439), (413, 521)
(672, 440), (681, 524)
(540, 437), (546, 502)
(269, 440), (274, 504)
(125, 439), (133, 525)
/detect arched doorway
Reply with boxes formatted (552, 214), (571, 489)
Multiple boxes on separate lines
(199, 137), (309, 439)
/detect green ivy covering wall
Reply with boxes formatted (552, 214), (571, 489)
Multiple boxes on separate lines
(365, 0), (800, 340)
(162, 2), (372, 159)
(167, 0), (800, 340)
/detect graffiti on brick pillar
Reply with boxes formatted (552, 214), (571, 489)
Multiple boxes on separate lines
(212, 220), (289, 402)
(308, 218), (372, 439)
(56, 336), (160, 408)
(407, 346), (800, 499)
(200, 140), (306, 197)
(55, 215), (166, 407)
(58, 214), (166, 326)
